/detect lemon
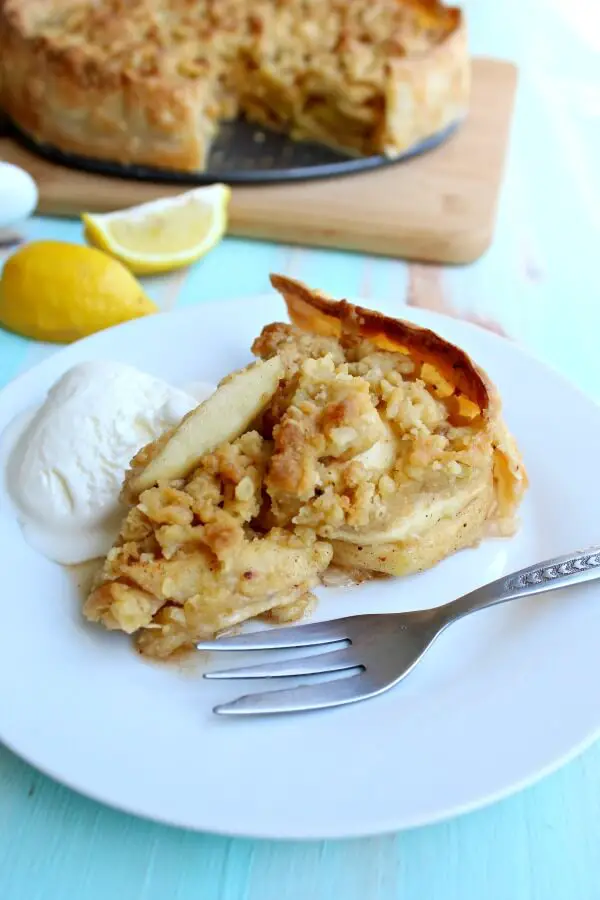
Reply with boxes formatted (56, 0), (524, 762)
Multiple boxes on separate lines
(82, 184), (231, 275)
(0, 240), (156, 343)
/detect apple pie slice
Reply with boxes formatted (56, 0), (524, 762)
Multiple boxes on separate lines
(85, 276), (526, 658)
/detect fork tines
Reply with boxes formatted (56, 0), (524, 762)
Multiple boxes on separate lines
(197, 615), (380, 716)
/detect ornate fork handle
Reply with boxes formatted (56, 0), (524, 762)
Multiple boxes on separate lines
(441, 546), (600, 624)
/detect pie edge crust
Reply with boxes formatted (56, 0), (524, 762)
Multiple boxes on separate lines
(0, 0), (470, 172)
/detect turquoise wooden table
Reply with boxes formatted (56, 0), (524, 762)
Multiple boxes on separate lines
(1, 1), (599, 897)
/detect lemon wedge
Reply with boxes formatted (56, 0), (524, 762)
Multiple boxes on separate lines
(82, 184), (231, 275)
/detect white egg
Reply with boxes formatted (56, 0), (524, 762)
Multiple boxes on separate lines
(0, 163), (38, 230)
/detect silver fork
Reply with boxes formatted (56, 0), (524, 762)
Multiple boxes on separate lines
(197, 546), (600, 716)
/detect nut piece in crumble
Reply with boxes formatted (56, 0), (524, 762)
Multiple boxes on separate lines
(85, 274), (527, 658)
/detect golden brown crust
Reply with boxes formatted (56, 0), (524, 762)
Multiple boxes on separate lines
(268, 273), (528, 525)
(0, 0), (215, 169)
(269, 273), (490, 411)
(0, 0), (469, 172)
(380, 3), (468, 158)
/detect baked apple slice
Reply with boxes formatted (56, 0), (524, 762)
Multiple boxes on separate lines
(127, 355), (283, 496)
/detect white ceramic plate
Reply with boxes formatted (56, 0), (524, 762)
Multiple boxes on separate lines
(1, 294), (599, 841)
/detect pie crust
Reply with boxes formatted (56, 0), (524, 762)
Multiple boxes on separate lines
(0, 0), (469, 172)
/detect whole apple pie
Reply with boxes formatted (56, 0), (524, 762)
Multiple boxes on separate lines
(0, 0), (468, 171)
(84, 275), (527, 657)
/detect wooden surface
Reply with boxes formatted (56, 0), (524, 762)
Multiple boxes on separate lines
(0, 58), (517, 265)
(1, 0), (600, 896)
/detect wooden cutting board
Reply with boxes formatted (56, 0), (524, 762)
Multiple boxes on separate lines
(0, 57), (516, 264)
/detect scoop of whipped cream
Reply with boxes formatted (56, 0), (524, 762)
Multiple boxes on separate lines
(5, 361), (214, 565)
